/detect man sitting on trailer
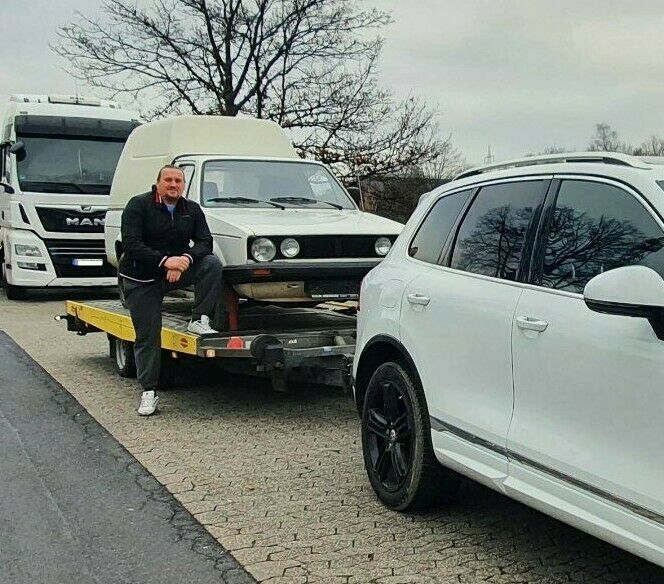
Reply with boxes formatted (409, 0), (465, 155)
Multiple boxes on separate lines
(119, 165), (224, 416)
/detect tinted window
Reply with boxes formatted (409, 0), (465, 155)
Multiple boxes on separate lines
(409, 189), (471, 264)
(541, 180), (664, 293)
(450, 181), (545, 281)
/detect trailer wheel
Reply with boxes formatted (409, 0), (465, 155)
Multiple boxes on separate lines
(109, 335), (137, 378)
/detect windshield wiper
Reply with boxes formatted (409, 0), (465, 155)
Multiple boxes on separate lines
(269, 196), (343, 210)
(206, 196), (285, 209)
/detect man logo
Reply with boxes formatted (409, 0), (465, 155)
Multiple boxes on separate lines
(66, 217), (105, 227)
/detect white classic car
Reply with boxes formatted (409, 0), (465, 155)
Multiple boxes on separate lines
(105, 116), (403, 303)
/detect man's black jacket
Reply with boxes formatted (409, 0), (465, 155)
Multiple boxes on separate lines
(119, 190), (213, 283)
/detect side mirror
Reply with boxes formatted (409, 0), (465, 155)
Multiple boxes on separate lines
(8, 141), (25, 154)
(584, 265), (664, 340)
(9, 141), (26, 162)
(0, 182), (14, 194)
(347, 186), (363, 210)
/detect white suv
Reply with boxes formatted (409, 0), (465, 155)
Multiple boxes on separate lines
(353, 152), (664, 567)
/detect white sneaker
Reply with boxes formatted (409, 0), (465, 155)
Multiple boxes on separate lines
(138, 390), (159, 416)
(187, 315), (218, 335)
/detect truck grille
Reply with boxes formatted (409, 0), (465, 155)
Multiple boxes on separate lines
(36, 207), (106, 233)
(43, 239), (115, 278)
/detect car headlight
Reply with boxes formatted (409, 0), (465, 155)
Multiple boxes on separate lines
(14, 244), (42, 257)
(280, 238), (300, 258)
(251, 237), (276, 262)
(375, 237), (392, 257)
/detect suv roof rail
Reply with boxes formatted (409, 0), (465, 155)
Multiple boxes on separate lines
(455, 151), (653, 180)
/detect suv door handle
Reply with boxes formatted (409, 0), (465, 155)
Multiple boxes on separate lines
(515, 316), (548, 332)
(407, 293), (430, 306)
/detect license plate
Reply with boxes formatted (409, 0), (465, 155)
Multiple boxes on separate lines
(72, 258), (103, 267)
(306, 279), (360, 299)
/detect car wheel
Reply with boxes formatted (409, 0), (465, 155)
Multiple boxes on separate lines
(361, 361), (455, 511)
(109, 335), (137, 378)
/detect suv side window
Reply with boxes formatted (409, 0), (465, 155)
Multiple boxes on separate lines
(540, 179), (664, 293)
(409, 189), (472, 264)
(449, 180), (546, 281)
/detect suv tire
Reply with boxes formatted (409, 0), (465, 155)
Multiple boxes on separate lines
(361, 361), (456, 511)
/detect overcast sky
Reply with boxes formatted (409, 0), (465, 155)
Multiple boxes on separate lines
(2, 0), (663, 164)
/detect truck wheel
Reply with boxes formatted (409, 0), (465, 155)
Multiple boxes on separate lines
(109, 336), (137, 378)
(1, 254), (27, 299)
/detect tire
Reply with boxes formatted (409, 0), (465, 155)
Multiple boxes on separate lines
(109, 335), (137, 378)
(1, 257), (27, 299)
(361, 361), (456, 511)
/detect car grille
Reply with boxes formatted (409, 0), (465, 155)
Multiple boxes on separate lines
(36, 207), (106, 233)
(248, 235), (397, 260)
(43, 239), (116, 278)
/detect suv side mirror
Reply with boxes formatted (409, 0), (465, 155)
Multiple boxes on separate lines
(347, 186), (363, 210)
(584, 265), (664, 340)
(0, 182), (14, 194)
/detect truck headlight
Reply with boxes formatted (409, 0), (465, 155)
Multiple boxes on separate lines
(280, 238), (300, 258)
(375, 237), (392, 256)
(251, 238), (276, 262)
(15, 244), (43, 257)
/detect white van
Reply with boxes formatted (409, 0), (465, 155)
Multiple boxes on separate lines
(0, 94), (139, 299)
(106, 116), (402, 303)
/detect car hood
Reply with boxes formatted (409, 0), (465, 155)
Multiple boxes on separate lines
(204, 207), (403, 236)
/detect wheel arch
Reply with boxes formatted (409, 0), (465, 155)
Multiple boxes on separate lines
(354, 335), (423, 415)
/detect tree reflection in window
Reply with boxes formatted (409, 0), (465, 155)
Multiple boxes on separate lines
(542, 181), (664, 294)
(451, 181), (545, 281)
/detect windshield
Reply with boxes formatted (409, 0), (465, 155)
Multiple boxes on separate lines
(16, 136), (126, 195)
(201, 160), (355, 209)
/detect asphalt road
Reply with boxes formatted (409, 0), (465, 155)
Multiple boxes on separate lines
(0, 330), (252, 584)
(1, 288), (664, 583)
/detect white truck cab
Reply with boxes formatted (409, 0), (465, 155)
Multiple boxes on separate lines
(0, 94), (139, 299)
(106, 116), (403, 303)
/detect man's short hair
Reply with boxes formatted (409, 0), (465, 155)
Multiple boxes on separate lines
(156, 164), (185, 182)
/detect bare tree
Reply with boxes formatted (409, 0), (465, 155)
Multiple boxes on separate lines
(633, 136), (664, 156)
(55, 0), (450, 180)
(588, 123), (632, 153)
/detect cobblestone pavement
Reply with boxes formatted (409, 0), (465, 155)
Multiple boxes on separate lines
(1, 290), (663, 583)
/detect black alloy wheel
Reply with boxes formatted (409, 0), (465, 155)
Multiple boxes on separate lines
(361, 361), (456, 511)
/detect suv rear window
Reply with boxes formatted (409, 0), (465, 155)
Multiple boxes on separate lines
(408, 189), (471, 264)
(449, 181), (546, 281)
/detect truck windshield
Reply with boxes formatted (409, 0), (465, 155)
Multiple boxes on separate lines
(201, 160), (356, 210)
(15, 136), (125, 195)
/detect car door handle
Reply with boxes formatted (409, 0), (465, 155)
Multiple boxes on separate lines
(515, 316), (548, 332)
(407, 293), (430, 306)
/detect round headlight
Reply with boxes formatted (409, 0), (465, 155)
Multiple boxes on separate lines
(251, 237), (276, 262)
(280, 238), (300, 258)
(375, 237), (392, 256)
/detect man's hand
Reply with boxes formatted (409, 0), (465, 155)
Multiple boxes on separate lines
(164, 256), (190, 272)
(166, 269), (182, 283)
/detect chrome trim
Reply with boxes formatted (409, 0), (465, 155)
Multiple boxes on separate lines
(430, 415), (664, 527)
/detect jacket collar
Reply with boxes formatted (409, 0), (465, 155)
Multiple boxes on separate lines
(152, 187), (187, 209)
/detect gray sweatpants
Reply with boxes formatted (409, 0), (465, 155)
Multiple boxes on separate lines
(123, 254), (224, 390)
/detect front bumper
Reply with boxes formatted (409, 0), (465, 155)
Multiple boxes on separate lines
(224, 260), (380, 301)
(223, 260), (381, 284)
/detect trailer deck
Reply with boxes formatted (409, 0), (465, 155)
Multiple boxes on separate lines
(64, 299), (357, 390)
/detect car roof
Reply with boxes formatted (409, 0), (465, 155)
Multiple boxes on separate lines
(444, 152), (664, 190)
